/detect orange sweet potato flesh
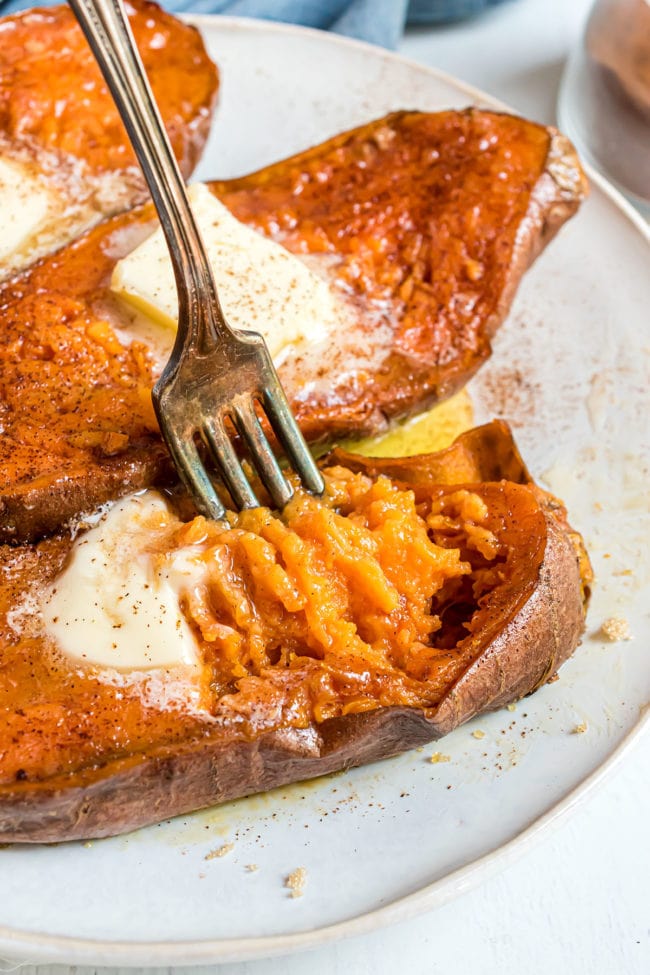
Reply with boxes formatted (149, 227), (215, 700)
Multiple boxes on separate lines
(0, 110), (587, 544)
(0, 0), (218, 277)
(0, 422), (591, 842)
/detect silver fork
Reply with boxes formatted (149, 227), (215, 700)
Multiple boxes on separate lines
(69, 0), (324, 521)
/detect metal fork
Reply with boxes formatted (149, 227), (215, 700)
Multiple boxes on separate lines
(69, 0), (324, 521)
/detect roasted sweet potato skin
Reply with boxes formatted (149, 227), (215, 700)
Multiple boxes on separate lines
(0, 110), (587, 544)
(0, 423), (591, 842)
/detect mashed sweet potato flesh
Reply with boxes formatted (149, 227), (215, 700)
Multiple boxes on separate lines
(171, 468), (499, 725)
(0, 467), (522, 786)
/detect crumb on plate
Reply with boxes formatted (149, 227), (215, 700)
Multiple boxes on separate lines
(573, 722), (588, 735)
(205, 842), (235, 861)
(285, 867), (307, 898)
(471, 729), (486, 740)
(600, 616), (632, 642)
(429, 752), (450, 763)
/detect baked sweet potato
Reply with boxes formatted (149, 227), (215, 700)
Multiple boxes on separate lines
(0, 109), (587, 544)
(0, 422), (591, 843)
(0, 0), (218, 279)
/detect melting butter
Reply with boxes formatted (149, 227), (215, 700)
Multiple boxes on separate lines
(344, 389), (475, 457)
(0, 156), (56, 268)
(42, 492), (207, 670)
(111, 183), (352, 363)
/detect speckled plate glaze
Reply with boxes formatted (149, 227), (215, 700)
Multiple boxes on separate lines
(0, 17), (648, 967)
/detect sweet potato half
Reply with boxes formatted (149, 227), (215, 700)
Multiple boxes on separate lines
(0, 422), (592, 843)
(0, 0), (219, 278)
(0, 109), (587, 544)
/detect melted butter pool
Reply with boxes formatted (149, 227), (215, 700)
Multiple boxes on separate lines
(341, 388), (474, 457)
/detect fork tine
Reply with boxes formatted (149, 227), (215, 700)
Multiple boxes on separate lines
(161, 421), (227, 521)
(231, 398), (294, 510)
(262, 385), (325, 497)
(203, 416), (260, 510)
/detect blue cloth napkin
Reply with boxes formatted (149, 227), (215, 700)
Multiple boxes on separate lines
(0, 0), (512, 49)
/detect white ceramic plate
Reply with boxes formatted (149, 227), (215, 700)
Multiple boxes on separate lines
(1, 17), (648, 968)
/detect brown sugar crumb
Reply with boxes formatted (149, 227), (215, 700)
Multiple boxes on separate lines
(600, 617), (632, 642)
(471, 729), (486, 740)
(204, 842), (235, 861)
(429, 752), (451, 764)
(245, 863), (259, 872)
(573, 722), (588, 735)
(285, 867), (307, 898)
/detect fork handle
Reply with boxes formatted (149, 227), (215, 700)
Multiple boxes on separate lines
(68, 0), (232, 353)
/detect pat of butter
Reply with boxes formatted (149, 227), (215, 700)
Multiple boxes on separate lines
(42, 493), (207, 671)
(0, 157), (54, 265)
(111, 183), (344, 362)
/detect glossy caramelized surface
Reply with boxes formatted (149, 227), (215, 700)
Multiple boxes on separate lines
(0, 110), (586, 543)
(0, 0), (218, 179)
(215, 110), (578, 438)
(0, 448), (559, 789)
(0, 215), (161, 501)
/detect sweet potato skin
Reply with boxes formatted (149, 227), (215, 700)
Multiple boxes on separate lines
(0, 110), (587, 545)
(0, 424), (590, 842)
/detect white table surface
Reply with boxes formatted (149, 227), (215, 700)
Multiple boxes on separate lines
(6, 0), (649, 972)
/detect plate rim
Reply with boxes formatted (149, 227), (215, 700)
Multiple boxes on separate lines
(183, 14), (650, 242)
(1, 15), (648, 967)
(2, 715), (648, 966)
